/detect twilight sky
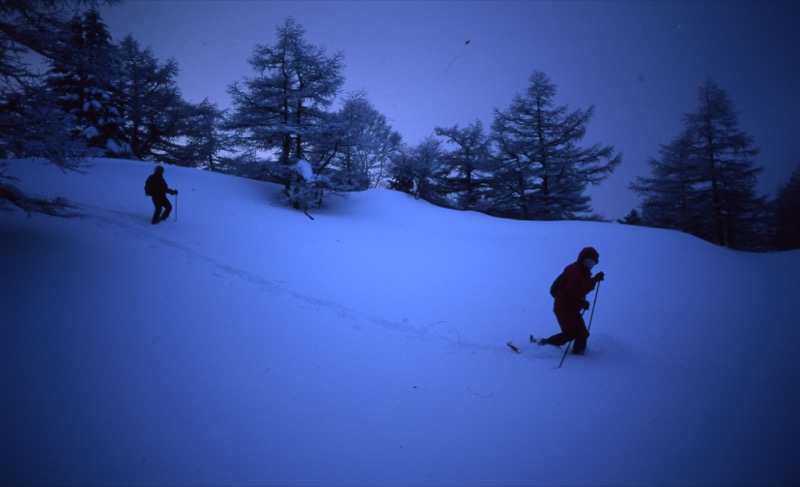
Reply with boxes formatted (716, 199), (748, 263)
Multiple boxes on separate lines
(99, 0), (799, 219)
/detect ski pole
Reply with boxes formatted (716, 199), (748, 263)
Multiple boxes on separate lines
(557, 281), (601, 368)
(586, 280), (600, 332)
(174, 191), (178, 222)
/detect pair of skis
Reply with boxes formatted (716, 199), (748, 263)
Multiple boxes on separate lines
(506, 335), (540, 353)
(507, 335), (574, 368)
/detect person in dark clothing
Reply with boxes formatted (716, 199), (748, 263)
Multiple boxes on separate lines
(144, 166), (178, 224)
(540, 247), (605, 355)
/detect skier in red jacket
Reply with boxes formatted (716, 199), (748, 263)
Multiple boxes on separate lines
(539, 247), (604, 355)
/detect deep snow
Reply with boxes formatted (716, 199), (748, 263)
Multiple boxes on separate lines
(1, 158), (799, 486)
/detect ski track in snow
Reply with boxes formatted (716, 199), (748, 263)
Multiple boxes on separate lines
(86, 203), (488, 354)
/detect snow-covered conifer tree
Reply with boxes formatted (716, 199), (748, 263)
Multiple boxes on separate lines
(0, 0), (105, 215)
(489, 71), (620, 220)
(45, 9), (129, 157)
(322, 92), (402, 190)
(115, 35), (193, 163)
(634, 77), (765, 248)
(433, 121), (493, 211)
(387, 137), (442, 202)
(226, 17), (344, 209)
(771, 166), (800, 249)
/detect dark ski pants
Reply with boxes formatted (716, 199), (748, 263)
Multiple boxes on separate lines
(151, 195), (172, 223)
(544, 307), (589, 353)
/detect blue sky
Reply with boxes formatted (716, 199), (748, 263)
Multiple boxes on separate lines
(100, 0), (799, 219)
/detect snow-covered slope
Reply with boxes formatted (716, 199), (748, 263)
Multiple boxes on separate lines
(2, 158), (799, 486)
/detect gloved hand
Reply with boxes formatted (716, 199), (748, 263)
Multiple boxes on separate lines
(581, 299), (590, 310)
(171, 189), (178, 195)
(593, 271), (605, 282)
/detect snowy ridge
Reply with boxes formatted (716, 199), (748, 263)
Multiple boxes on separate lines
(2, 158), (799, 486)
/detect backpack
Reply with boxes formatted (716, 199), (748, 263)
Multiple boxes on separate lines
(549, 272), (565, 297)
(144, 175), (155, 197)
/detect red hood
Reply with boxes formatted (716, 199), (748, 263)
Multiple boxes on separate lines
(577, 247), (599, 264)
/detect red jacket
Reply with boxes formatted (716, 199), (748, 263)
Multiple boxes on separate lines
(553, 247), (598, 312)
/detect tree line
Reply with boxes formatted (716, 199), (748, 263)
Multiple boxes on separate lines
(2, 1), (798, 249)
